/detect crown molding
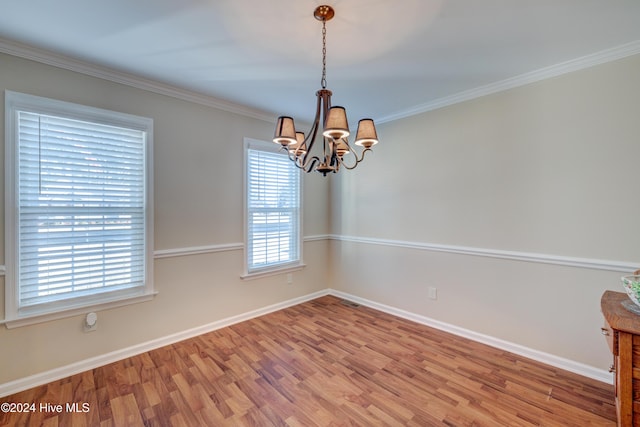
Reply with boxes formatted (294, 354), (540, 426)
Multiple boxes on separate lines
(377, 39), (640, 123)
(0, 37), (276, 123)
(2, 37), (639, 126)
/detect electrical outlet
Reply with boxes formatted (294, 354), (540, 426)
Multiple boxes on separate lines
(84, 312), (98, 332)
(428, 287), (437, 300)
(287, 273), (293, 284)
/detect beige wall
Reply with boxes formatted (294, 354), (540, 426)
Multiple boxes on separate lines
(0, 53), (330, 384)
(1, 48), (639, 388)
(330, 54), (640, 370)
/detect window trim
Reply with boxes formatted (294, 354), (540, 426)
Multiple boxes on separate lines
(242, 137), (304, 280)
(3, 90), (155, 328)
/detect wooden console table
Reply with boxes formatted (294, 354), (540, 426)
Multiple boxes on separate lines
(601, 290), (640, 426)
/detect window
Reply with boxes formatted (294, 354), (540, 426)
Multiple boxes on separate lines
(4, 91), (154, 327)
(244, 138), (302, 277)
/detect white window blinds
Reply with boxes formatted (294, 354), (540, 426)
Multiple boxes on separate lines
(246, 144), (301, 273)
(5, 91), (153, 322)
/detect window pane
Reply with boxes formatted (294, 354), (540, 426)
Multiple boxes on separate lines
(247, 145), (300, 272)
(14, 107), (148, 312)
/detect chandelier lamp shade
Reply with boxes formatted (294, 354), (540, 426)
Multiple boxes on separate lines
(273, 5), (379, 176)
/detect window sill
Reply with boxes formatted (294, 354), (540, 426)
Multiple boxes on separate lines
(241, 263), (306, 281)
(1, 291), (158, 329)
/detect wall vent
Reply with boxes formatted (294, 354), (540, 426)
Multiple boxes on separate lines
(340, 299), (360, 308)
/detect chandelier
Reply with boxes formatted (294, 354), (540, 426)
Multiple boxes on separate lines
(273, 5), (379, 176)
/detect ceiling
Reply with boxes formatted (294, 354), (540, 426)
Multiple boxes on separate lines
(1, 0), (640, 124)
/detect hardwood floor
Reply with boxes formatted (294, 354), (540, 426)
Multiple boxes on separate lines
(1, 296), (615, 426)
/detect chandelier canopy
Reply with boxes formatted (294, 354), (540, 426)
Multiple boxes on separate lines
(273, 5), (379, 176)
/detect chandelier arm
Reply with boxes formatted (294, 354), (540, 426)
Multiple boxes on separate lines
(306, 90), (325, 150)
(337, 142), (372, 170)
(303, 156), (320, 173)
(293, 123), (317, 169)
(284, 146), (321, 173)
(343, 138), (361, 164)
(291, 150), (321, 173)
(293, 90), (325, 171)
(319, 89), (332, 163)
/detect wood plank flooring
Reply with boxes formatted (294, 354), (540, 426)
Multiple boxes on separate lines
(1, 296), (616, 426)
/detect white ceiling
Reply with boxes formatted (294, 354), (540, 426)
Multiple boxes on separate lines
(1, 0), (640, 124)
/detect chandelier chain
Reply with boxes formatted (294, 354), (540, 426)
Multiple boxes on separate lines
(321, 20), (327, 89)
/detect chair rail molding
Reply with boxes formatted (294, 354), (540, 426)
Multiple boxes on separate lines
(330, 234), (638, 273)
(153, 235), (330, 260)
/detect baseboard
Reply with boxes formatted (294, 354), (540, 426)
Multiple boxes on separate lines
(0, 289), (330, 398)
(328, 289), (613, 385)
(0, 286), (611, 397)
